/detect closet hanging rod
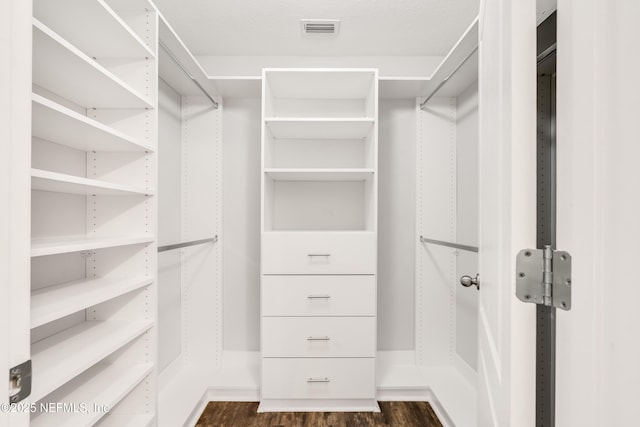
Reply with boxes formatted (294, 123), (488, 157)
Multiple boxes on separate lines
(419, 46), (479, 110)
(158, 235), (218, 253)
(159, 41), (219, 109)
(419, 235), (478, 253)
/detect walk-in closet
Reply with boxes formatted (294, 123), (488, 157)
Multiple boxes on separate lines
(3, 0), (640, 426)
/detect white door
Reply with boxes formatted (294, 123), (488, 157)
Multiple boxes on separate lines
(555, 0), (640, 425)
(477, 0), (537, 425)
(1, 1), (32, 425)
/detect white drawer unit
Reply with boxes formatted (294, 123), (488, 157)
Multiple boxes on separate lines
(260, 69), (378, 412)
(261, 358), (376, 400)
(261, 275), (376, 317)
(262, 316), (376, 358)
(262, 231), (376, 275)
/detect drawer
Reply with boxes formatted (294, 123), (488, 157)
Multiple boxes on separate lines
(262, 275), (375, 316)
(262, 317), (375, 357)
(261, 358), (375, 399)
(262, 232), (376, 274)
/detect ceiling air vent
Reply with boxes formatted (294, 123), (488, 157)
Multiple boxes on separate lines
(301, 19), (340, 36)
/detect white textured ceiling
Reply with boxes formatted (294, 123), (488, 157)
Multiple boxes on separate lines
(153, 0), (480, 57)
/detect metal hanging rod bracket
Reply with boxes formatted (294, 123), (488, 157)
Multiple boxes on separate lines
(159, 41), (219, 109)
(420, 46), (479, 110)
(158, 235), (218, 253)
(419, 235), (478, 253)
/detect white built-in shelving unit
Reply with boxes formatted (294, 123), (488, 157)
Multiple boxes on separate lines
(30, 0), (157, 425)
(260, 69), (379, 412)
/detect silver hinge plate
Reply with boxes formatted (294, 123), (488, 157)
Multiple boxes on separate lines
(9, 360), (32, 403)
(516, 246), (572, 310)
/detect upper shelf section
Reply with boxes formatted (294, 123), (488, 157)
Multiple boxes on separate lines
(189, 16), (479, 99)
(33, 0), (155, 59)
(266, 70), (377, 100)
(32, 19), (153, 109)
(158, 12), (219, 100)
(417, 16), (479, 101)
(264, 69), (377, 118)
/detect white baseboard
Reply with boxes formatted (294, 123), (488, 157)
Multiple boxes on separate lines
(207, 386), (260, 401)
(258, 399), (380, 413)
(184, 391), (210, 427)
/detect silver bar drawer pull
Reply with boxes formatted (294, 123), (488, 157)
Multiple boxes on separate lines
(308, 253), (330, 257)
(307, 295), (331, 299)
(307, 377), (330, 383)
(307, 336), (331, 341)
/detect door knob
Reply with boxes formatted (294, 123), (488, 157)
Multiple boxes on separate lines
(460, 274), (480, 290)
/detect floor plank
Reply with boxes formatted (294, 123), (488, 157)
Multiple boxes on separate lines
(195, 401), (444, 427)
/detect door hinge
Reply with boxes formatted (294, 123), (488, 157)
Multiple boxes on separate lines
(516, 245), (572, 310)
(8, 360), (32, 403)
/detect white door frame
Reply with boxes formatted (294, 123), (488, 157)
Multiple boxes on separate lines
(477, 0), (538, 425)
(556, 0), (640, 425)
(1, 1), (32, 425)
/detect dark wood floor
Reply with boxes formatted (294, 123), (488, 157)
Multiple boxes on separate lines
(195, 401), (443, 427)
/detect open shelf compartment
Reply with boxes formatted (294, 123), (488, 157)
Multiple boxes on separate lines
(33, 0), (154, 60)
(31, 276), (153, 329)
(30, 363), (153, 427)
(32, 19), (153, 109)
(265, 118), (374, 140)
(264, 172), (376, 232)
(32, 94), (152, 152)
(264, 69), (377, 118)
(30, 319), (153, 402)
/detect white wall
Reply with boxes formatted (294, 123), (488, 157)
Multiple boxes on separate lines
(378, 99), (416, 350)
(455, 81), (479, 371)
(223, 98), (261, 350)
(157, 80), (183, 372)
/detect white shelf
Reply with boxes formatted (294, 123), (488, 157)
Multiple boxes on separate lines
(265, 69), (377, 99)
(31, 320), (153, 402)
(32, 94), (152, 152)
(158, 13), (219, 98)
(34, 0), (154, 59)
(419, 17), (479, 99)
(31, 276), (153, 329)
(95, 414), (155, 427)
(265, 168), (374, 181)
(31, 363), (153, 427)
(266, 118), (374, 139)
(32, 169), (153, 196)
(32, 19), (153, 109)
(31, 235), (154, 257)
